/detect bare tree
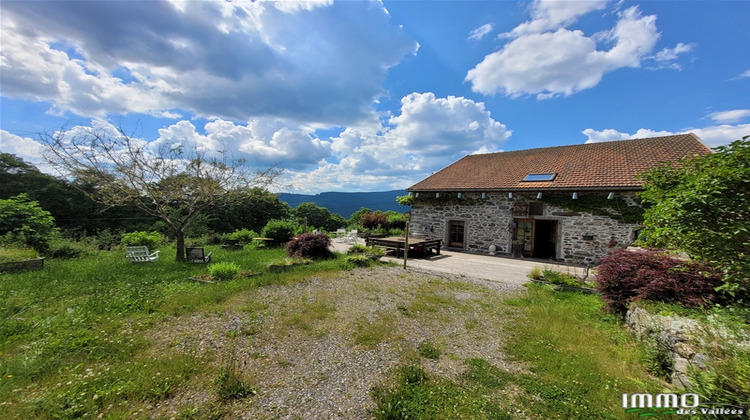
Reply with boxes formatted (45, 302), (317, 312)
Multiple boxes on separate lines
(40, 124), (280, 261)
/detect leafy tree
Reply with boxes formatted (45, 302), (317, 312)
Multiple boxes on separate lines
(41, 125), (279, 261)
(205, 187), (291, 234)
(639, 137), (750, 294)
(1, 153), (153, 234)
(0, 194), (58, 250)
(349, 207), (372, 226)
(293, 202), (331, 230)
(328, 213), (348, 231)
(292, 202), (345, 231)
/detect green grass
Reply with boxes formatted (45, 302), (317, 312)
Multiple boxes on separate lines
(501, 284), (668, 419)
(0, 244), (355, 418)
(371, 284), (670, 419)
(0, 246), (38, 263)
(1, 245), (689, 419)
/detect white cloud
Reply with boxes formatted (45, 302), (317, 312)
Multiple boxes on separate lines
(149, 118), (333, 170)
(467, 5), (664, 99)
(582, 128), (676, 143)
(0, 130), (54, 173)
(709, 109), (750, 124)
(0, 0), (417, 125)
(689, 125), (750, 147)
(650, 42), (695, 70)
(503, 0), (607, 38)
(285, 92), (511, 193)
(739, 70), (750, 79)
(468, 23), (493, 41)
(582, 125), (750, 148)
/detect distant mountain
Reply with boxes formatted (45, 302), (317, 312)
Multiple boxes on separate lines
(278, 190), (408, 219)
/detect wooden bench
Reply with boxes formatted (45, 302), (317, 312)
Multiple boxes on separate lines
(125, 246), (160, 263)
(365, 237), (441, 258)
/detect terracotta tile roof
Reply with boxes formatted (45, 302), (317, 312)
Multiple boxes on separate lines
(408, 133), (711, 192)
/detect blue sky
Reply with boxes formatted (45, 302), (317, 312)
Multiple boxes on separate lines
(1, 0), (748, 193)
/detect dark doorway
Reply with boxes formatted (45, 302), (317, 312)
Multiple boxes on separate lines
(448, 220), (465, 248)
(533, 220), (557, 259)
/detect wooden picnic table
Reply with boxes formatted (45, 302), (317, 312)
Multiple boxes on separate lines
(365, 236), (442, 259)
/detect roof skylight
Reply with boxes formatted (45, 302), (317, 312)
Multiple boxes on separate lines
(522, 173), (557, 182)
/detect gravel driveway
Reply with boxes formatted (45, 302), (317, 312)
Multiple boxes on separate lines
(148, 266), (526, 419)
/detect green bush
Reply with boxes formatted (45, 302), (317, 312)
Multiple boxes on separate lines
(343, 255), (372, 267)
(639, 137), (750, 294)
(44, 237), (95, 259)
(94, 229), (120, 250)
(209, 262), (241, 281)
(205, 232), (223, 245)
(542, 270), (582, 286)
(121, 231), (162, 249)
(0, 194), (58, 251)
(227, 228), (258, 244)
(261, 220), (296, 247)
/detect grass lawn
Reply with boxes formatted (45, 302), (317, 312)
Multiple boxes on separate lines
(1, 246), (669, 419)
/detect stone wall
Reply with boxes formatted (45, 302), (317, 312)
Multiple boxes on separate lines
(0, 257), (44, 272)
(409, 191), (642, 264)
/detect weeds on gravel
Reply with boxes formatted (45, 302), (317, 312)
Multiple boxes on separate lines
(353, 312), (398, 348)
(216, 342), (256, 401)
(417, 340), (441, 360)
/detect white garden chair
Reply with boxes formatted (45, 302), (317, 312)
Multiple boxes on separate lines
(125, 246), (159, 263)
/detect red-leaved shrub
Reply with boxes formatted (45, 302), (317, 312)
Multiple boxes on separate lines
(595, 249), (722, 315)
(285, 233), (333, 260)
(360, 212), (389, 230)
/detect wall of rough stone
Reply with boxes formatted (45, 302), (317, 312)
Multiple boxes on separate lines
(409, 191), (642, 263)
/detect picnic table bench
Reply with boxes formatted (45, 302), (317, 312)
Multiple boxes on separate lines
(365, 236), (441, 258)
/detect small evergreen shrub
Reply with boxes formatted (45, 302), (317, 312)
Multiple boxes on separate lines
(209, 262), (241, 281)
(121, 231), (162, 249)
(261, 220), (296, 247)
(596, 249), (722, 315)
(286, 233), (333, 259)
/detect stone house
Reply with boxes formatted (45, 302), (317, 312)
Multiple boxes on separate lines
(406, 134), (711, 264)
